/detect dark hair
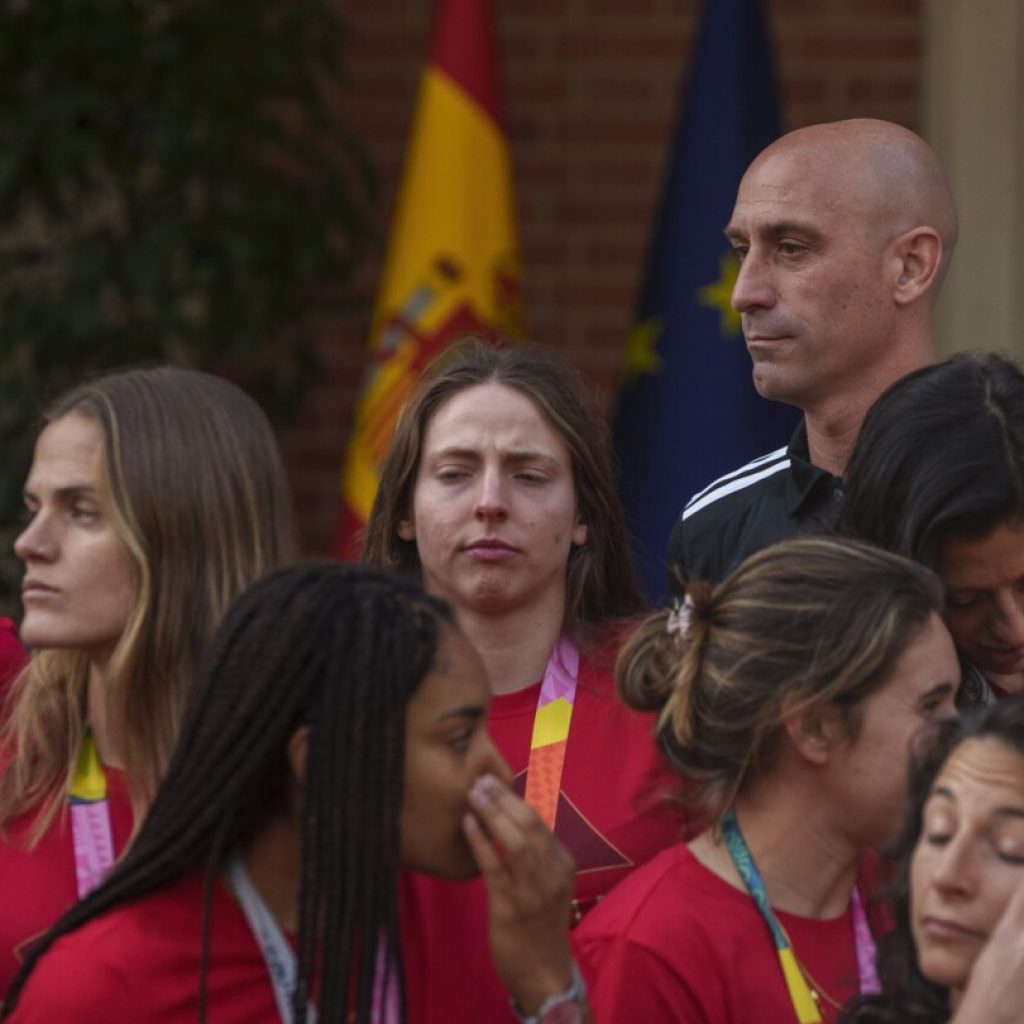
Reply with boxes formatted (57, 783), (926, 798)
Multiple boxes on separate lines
(617, 536), (944, 820)
(3, 562), (455, 1024)
(837, 353), (1024, 567)
(841, 695), (1024, 1023)
(360, 338), (648, 640)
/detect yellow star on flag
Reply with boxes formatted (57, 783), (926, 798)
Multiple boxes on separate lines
(622, 318), (663, 382)
(697, 254), (741, 336)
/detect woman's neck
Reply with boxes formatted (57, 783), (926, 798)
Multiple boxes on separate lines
(690, 776), (861, 920)
(239, 812), (301, 932)
(457, 594), (567, 696)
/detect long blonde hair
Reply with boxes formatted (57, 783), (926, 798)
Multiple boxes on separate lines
(0, 367), (297, 839)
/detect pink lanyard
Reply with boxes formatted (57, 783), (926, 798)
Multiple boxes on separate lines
(523, 637), (580, 830)
(68, 729), (115, 898)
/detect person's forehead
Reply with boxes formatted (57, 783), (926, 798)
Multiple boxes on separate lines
(731, 146), (864, 227)
(932, 738), (1024, 808)
(938, 521), (1024, 589)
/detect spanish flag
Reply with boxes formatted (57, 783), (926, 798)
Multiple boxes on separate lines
(333, 0), (523, 557)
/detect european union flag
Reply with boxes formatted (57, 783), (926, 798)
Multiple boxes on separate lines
(614, 0), (799, 600)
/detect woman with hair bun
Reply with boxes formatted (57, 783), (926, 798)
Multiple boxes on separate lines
(0, 367), (296, 992)
(575, 536), (962, 1024)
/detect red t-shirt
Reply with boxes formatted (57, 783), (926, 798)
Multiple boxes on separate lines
(400, 654), (684, 1024)
(574, 844), (867, 1024)
(6, 869), (281, 1023)
(0, 768), (134, 995)
(0, 618), (26, 706)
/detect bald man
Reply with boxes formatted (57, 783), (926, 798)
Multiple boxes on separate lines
(668, 118), (958, 586)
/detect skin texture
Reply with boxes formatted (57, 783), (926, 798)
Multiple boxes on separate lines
(399, 626), (510, 879)
(725, 119), (956, 474)
(823, 613), (962, 849)
(938, 520), (1024, 690)
(911, 738), (1024, 1008)
(398, 382), (588, 694)
(15, 413), (133, 666)
(692, 613), (960, 921)
(947, 871), (1024, 1024)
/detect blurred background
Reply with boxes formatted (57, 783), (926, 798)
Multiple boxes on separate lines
(2, 0), (1022, 613)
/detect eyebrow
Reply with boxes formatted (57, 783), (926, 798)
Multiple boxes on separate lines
(918, 682), (956, 704)
(427, 447), (559, 465)
(930, 786), (1024, 819)
(724, 220), (823, 243)
(438, 706), (487, 723)
(23, 484), (98, 502)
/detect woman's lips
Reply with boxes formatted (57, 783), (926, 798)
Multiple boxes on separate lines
(464, 540), (518, 562)
(21, 580), (58, 599)
(979, 643), (1024, 672)
(919, 916), (985, 941)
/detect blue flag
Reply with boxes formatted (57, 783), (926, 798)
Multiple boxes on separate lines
(614, 0), (799, 600)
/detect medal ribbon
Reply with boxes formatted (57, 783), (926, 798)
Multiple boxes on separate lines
(68, 728), (115, 899)
(721, 809), (878, 1023)
(524, 636), (580, 830)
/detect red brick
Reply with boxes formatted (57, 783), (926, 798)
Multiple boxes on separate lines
(800, 34), (919, 61)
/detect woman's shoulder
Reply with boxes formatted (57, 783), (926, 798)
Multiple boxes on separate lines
(8, 872), (265, 1022)
(575, 844), (748, 945)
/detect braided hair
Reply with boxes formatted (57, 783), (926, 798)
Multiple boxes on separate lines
(3, 562), (454, 1023)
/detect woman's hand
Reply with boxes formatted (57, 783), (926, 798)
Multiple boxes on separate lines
(949, 876), (1024, 1024)
(463, 773), (586, 1018)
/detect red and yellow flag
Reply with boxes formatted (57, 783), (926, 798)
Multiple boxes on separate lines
(333, 0), (523, 557)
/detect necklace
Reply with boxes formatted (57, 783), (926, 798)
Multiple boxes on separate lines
(720, 808), (878, 1023)
(776, 919), (841, 1012)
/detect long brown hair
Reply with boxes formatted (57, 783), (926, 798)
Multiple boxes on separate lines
(0, 367), (297, 838)
(361, 339), (647, 639)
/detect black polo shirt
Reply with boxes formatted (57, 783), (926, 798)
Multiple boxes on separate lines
(666, 422), (843, 589)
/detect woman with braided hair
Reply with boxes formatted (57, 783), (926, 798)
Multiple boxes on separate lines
(362, 340), (682, 1022)
(2, 562), (581, 1023)
(574, 536), (962, 1024)
(0, 367), (296, 993)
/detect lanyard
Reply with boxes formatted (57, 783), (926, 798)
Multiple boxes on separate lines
(68, 728), (115, 899)
(228, 857), (400, 1024)
(720, 809), (879, 1023)
(523, 636), (580, 831)
(228, 856), (318, 1024)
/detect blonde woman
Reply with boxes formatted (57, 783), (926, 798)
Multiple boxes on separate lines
(0, 367), (296, 991)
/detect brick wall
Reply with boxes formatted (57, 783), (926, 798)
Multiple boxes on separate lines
(281, 0), (922, 554)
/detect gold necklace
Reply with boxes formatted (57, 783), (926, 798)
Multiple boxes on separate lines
(777, 919), (843, 1013)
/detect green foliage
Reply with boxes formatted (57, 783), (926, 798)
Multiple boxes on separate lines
(0, 0), (377, 613)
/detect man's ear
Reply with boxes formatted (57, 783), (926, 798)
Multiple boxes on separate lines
(780, 695), (843, 767)
(891, 226), (943, 307)
(287, 726), (311, 786)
